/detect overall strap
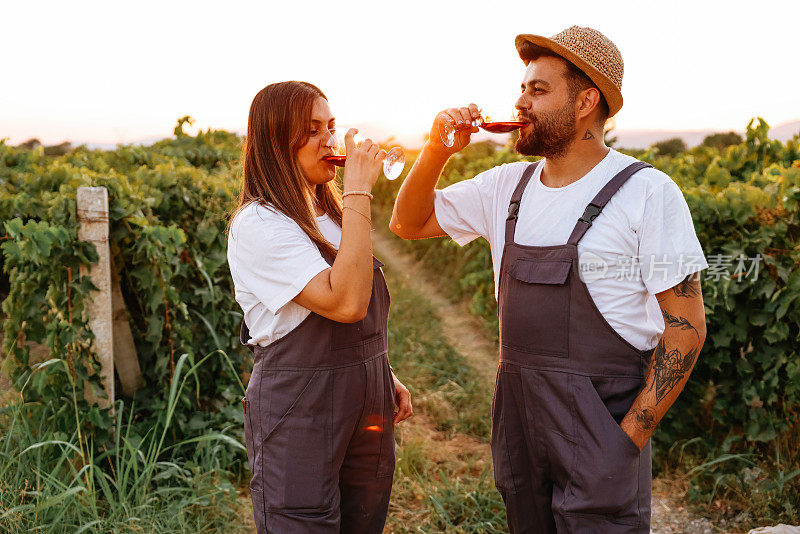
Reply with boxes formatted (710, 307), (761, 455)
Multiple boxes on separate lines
(505, 161), (542, 245)
(567, 161), (653, 246)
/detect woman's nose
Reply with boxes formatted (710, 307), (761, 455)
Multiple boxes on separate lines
(324, 130), (336, 148)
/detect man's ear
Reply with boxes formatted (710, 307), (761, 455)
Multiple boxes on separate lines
(577, 87), (602, 121)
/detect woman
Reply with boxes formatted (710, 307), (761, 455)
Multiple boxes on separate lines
(227, 81), (412, 533)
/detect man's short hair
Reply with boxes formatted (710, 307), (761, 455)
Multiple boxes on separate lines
(519, 41), (610, 126)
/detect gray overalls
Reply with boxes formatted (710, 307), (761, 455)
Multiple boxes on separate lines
(493, 160), (654, 533)
(240, 250), (395, 533)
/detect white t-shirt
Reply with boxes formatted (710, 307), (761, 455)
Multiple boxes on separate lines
(433, 149), (708, 351)
(227, 201), (343, 346)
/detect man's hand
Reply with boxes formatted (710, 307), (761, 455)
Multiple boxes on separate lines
(426, 104), (481, 157)
(620, 272), (707, 449)
(390, 103), (481, 241)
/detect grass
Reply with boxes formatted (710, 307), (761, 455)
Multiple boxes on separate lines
(662, 433), (800, 528)
(382, 263), (507, 532)
(384, 262), (493, 441)
(0, 352), (247, 533)
(387, 425), (506, 533)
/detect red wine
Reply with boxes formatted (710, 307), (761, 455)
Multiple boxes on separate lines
(480, 121), (524, 134)
(322, 155), (346, 167)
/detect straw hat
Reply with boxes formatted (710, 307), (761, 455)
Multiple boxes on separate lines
(515, 26), (624, 117)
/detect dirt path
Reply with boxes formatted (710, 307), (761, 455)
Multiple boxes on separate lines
(372, 230), (499, 388)
(650, 477), (716, 533)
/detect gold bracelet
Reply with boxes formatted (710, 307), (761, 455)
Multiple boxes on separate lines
(343, 205), (372, 224)
(342, 190), (374, 200)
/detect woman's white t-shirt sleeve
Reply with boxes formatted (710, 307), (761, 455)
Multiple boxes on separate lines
(637, 180), (708, 295)
(229, 207), (331, 314)
(433, 166), (501, 246)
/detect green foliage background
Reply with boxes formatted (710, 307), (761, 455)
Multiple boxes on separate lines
(1, 127), (248, 464)
(2, 117), (799, 523)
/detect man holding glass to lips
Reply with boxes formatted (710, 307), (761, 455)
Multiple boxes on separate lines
(391, 26), (708, 533)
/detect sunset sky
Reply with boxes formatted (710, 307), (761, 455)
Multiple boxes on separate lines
(2, 0), (798, 147)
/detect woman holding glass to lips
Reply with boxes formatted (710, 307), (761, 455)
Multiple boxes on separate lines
(227, 81), (413, 533)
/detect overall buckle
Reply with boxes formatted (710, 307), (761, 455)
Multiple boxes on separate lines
(579, 203), (603, 225)
(507, 201), (521, 219)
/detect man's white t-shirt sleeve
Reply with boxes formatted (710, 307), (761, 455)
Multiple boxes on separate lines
(433, 167), (499, 246)
(230, 213), (330, 314)
(638, 180), (708, 295)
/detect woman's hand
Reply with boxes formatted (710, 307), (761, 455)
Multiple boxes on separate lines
(426, 104), (481, 156)
(391, 371), (413, 425)
(342, 128), (386, 193)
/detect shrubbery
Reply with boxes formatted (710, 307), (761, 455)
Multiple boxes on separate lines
(2, 117), (798, 524)
(1, 126), (249, 530)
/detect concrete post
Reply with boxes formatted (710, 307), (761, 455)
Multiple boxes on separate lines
(77, 187), (114, 408)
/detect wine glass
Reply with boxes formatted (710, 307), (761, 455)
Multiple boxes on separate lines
(322, 127), (405, 181)
(438, 108), (524, 148)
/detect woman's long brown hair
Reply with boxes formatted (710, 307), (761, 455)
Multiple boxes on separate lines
(229, 81), (343, 258)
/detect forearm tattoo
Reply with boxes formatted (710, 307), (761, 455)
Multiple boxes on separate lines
(629, 275), (704, 433)
(647, 337), (699, 404)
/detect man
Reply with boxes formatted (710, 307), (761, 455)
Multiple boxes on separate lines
(390, 26), (707, 533)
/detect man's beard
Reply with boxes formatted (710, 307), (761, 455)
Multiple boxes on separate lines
(515, 101), (577, 158)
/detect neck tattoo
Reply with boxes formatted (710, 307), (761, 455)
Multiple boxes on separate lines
(582, 130), (594, 140)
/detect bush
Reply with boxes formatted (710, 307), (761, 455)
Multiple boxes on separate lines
(1, 120), (247, 466)
(3, 116), (798, 525)
(652, 136), (688, 156)
(703, 131), (744, 150)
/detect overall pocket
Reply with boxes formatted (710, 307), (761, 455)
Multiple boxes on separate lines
(490, 365), (533, 493)
(500, 258), (571, 357)
(566, 375), (642, 523)
(258, 370), (334, 511)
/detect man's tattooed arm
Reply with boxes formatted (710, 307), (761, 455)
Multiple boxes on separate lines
(620, 274), (707, 449)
